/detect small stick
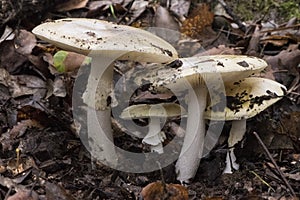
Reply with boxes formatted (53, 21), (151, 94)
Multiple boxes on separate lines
(252, 131), (296, 197)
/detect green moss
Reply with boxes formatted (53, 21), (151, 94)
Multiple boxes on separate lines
(226, 0), (299, 22)
(279, 1), (300, 19)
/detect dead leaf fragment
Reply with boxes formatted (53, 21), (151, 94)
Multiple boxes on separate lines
(45, 181), (76, 200)
(0, 26), (15, 43)
(7, 156), (35, 175)
(56, 0), (88, 12)
(181, 3), (214, 39)
(53, 50), (91, 72)
(154, 6), (179, 31)
(194, 45), (241, 56)
(0, 40), (27, 73)
(141, 181), (188, 200)
(14, 30), (36, 55)
(170, 0), (191, 17)
(7, 189), (39, 200)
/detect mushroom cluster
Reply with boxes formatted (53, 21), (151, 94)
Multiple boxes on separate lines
(133, 56), (285, 182)
(32, 18), (286, 183)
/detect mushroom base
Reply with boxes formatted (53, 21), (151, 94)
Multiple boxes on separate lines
(223, 119), (246, 174)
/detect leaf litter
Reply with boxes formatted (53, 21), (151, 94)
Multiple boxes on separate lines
(0, 0), (299, 199)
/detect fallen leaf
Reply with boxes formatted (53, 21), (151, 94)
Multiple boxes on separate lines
(154, 5), (179, 31)
(170, 0), (191, 17)
(7, 189), (39, 200)
(141, 181), (188, 200)
(53, 50), (91, 72)
(127, 0), (149, 24)
(181, 3), (214, 39)
(0, 40), (28, 73)
(56, 0), (89, 12)
(261, 34), (292, 47)
(194, 45), (241, 56)
(52, 76), (67, 97)
(285, 172), (300, 181)
(7, 156), (35, 175)
(45, 181), (76, 200)
(0, 25), (14, 43)
(14, 30), (36, 55)
(264, 44), (300, 86)
(10, 74), (47, 98)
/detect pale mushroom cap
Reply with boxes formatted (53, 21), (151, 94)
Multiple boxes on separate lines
(32, 18), (178, 63)
(179, 55), (267, 83)
(205, 77), (286, 120)
(134, 55), (268, 88)
(120, 103), (187, 119)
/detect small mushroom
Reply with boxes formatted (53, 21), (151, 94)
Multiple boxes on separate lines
(205, 77), (286, 173)
(32, 18), (178, 166)
(120, 103), (187, 154)
(134, 55), (268, 183)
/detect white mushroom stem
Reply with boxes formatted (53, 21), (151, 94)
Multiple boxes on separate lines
(142, 117), (166, 154)
(176, 84), (207, 183)
(223, 119), (246, 174)
(85, 56), (121, 167)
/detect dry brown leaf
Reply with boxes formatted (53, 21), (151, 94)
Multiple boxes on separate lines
(56, 0), (88, 12)
(7, 189), (39, 200)
(45, 181), (76, 200)
(14, 30), (36, 55)
(7, 156), (36, 176)
(9, 119), (42, 139)
(261, 34), (298, 47)
(88, 0), (111, 11)
(127, 0), (149, 24)
(181, 3), (214, 39)
(194, 45), (241, 56)
(0, 26), (15, 43)
(285, 172), (300, 181)
(263, 44), (300, 86)
(141, 181), (188, 200)
(170, 0), (191, 17)
(154, 6), (179, 31)
(0, 40), (28, 73)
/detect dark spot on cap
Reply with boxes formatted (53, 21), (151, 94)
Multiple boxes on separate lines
(237, 61), (249, 68)
(217, 62), (225, 67)
(106, 96), (112, 107)
(166, 59), (183, 69)
(86, 31), (96, 37)
(164, 49), (173, 57)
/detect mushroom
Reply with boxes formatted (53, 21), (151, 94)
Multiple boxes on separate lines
(133, 55), (268, 183)
(32, 18), (178, 166)
(120, 103), (187, 154)
(204, 77), (286, 173)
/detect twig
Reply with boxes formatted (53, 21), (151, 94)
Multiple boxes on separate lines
(260, 23), (300, 33)
(252, 132), (296, 197)
(217, 0), (246, 32)
(250, 171), (275, 192)
(117, 0), (135, 25)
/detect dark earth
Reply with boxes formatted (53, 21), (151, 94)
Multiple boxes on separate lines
(0, 0), (299, 199)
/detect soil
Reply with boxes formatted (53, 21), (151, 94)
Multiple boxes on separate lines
(0, 0), (299, 199)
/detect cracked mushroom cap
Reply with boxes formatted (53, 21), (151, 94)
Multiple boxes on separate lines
(204, 77), (286, 120)
(134, 55), (268, 89)
(32, 18), (178, 63)
(120, 103), (187, 119)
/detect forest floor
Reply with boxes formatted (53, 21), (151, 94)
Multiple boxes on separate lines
(0, 0), (299, 199)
